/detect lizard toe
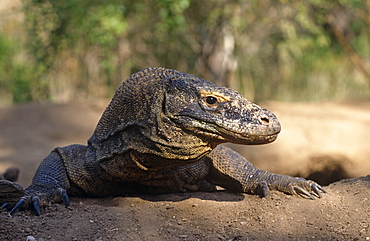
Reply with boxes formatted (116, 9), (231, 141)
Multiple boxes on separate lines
(59, 188), (70, 207)
(311, 184), (322, 198)
(291, 179), (326, 199)
(9, 198), (26, 215)
(256, 181), (269, 198)
(266, 175), (327, 200)
(1, 203), (9, 208)
(7, 187), (71, 215)
(293, 186), (316, 200)
(32, 196), (41, 216)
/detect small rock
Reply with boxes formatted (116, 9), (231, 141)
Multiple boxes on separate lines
(26, 236), (37, 241)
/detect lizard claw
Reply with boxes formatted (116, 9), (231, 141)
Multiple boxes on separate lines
(32, 196), (41, 216)
(8, 196), (41, 215)
(9, 196), (41, 216)
(262, 174), (327, 200)
(59, 188), (70, 207)
(310, 183), (327, 198)
(294, 186), (316, 200)
(311, 184), (321, 198)
(4, 187), (71, 216)
(290, 179), (326, 199)
(256, 181), (269, 197)
(9, 198), (26, 215)
(315, 183), (327, 194)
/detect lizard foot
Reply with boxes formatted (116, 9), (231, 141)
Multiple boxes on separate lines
(293, 178), (327, 199)
(3, 187), (70, 216)
(271, 176), (327, 200)
(247, 175), (327, 200)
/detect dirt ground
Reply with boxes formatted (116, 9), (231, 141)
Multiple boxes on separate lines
(0, 100), (369, 241)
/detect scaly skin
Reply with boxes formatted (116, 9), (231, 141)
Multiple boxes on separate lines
(1, 68), (325, 216)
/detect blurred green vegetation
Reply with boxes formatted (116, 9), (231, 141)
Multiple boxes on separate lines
(0, 0), (369, 104)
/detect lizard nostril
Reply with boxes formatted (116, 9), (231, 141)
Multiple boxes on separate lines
(260, 116), (270, 124)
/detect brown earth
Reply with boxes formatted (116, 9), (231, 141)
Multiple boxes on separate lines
(0, 100), (369, 241)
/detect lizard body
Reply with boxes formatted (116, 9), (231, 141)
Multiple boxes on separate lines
(1, 68), (325, 215)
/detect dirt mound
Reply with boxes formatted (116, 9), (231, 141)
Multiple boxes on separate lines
(0, 176), (369, 240)
(0, 101), (369, 240)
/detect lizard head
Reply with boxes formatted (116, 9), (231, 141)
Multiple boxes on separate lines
(89, 67), (280, 162)
(164, 73), (281, 146)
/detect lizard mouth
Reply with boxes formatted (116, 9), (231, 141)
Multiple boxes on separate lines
(195, 121), (280, 145)
(215, 125), (279, 145)
(171, 115), (281, 145)
(213, 113), (281, 144)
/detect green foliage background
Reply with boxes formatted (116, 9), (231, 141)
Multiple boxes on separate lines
(0, 0), (369, 104)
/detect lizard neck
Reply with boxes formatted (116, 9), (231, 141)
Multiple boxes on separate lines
(138, 114), (213, 160)
(89, 114), (214, 164)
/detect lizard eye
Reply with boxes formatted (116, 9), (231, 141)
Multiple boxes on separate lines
(205, 96), (218, 105)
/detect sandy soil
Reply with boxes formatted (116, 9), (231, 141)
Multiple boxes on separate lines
(0, 100), (369, 241)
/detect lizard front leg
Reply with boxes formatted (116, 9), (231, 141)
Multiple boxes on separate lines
(205, 145), (326, 199)
(3, 148), (71, 216)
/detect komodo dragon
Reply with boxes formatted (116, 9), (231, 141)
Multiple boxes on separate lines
(1, 67), (325, 216)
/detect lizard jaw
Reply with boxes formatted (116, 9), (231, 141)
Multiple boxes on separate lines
(170, 114), (281, 146)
